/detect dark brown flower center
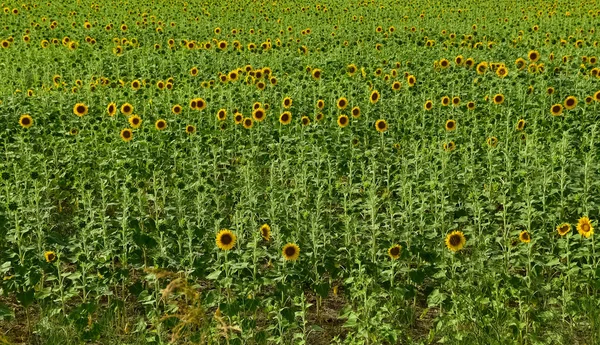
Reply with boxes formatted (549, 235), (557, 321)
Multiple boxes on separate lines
(123, 131), (131, 138)
(390, 247), (400, 256)
(378, 121), (386, 129)
(566, 99), (575, 106)
(124, 105), (131, 113)
(21, 117), (31, 125)
(77, 105), (86, 113)
(285, 246), (296, 257)
(340, 117), (347, 125)
(449, 235), (461, 246)
(281, 114), (289, 122)
(220, 234), (232, 245)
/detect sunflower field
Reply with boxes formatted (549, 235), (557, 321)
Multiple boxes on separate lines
(1, 0), (600, 344)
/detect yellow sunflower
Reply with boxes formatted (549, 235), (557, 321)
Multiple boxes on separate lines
(550, 104), (563, 116)
(19, 114), (33, 128)
(369, 90), (380, 104)
(44, 251), (57, 263)
(424, 100), (433, 110)
(185, 125), (196, 134)
(279, 111), (292, 125)
(120, 128), (133, 142)
(445, 119), (457, 131)
(121, 103), (134, 115)
(301, 116), (310, 126)
(316, 99), (325, 109)
(516, 119), (526, 131)
(282, 97), (292, 109)
(445, 231), (466, 252)
(243, 117), (253, 129)
(282, 243), (300, 261)
(443, 141), (456, 152)
(73, 103), (88, 117)
(388, 244), (401, 260)
(107, 102), (117, 116)
(128, 115), (142, 128)
(155, 119), (167, 130)
(564, 96), (577, 110)
(337, 115), (349, 128)
(556, 223), (571, 236)
(486, 137), (498, 147)
(216, 229), (237, 250)
(260, 224), (271, 241)
(576, 217), (594, 238)
(493, 94), (505, 105)
(528, 50), (540, 62)
(375, 119), (388, 133)
(519, 230), (531, 243)
(252, 108), (266, 122)
(172, 104), (183, 115)
(336, 97), (348, 110)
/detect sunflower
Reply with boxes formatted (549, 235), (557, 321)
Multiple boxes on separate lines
(441, 96), (450, 106)
(155, 119), (167, 130)
(466, 101), (476, 110)
(337, 115), (349, 128)
(519, 230), (531, 243)
(452, 96), (460, 106)
(351, 106), (361, 118)
(496, 66), (508, 78)
(595, 90), (600, 102)
(486, 137), (498, 147)
(556, 223), (571, 236)
(445, 231), (466, 252)
(564, 96), (577, 110)
(311, 68), (322, 80)
(217, 109), (227, 121)
(443, 141), (456, 152)
(439, 58), (450, 68)
(515, 57), (527, 70)
(121, 103), (133, 115)
(550, 104), (563, 116)
(128, 115), (142, 128)
(260, 224), (271, 241)
(120, 128), (133, 142)
(282, 97), (292, 109)
(131, 80), (141, 90)
(516, 119), (526, 131)
(73, 103), (88, 117)
(455, 55), (464, 66)
(375, 119), (388, 133)
(407, 75), (416, 86)
(528, 50), (540, 62)
(216, 229), (236, 250)
(301, 116), (310, 126)
(185, 125), (196, 134)
(190, 66), (199, 76)
(336, 97), (348, 110)
(19, 114), (33, 128)
(424, 100), (433, 110)
(44, 251), (57, 263)
(234, 113), (243, 124)
(316, 99), (325, 109)
(282, 243), (300, 261)
(347, 63), (358, 76)
(576, 217), (594, 238)
(195, 98), (207, 111)
(243, 117), (253, 129)
(157, 81), (166, 90)
(69, 128), (79, 136)
(172, 104), (182, 115)
(388, 244), (402, 260)
(476, 62), (488, 74)
(107, 103), (117, 116)
(391, 81), (402, 91)
(315, 112), (324, 122)
(493, 94), (505, 104)
(445, 119), (456, 131)
(279, 111), (292, 125)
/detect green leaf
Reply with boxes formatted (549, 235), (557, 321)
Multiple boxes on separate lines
(206, 270), (222, 280)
